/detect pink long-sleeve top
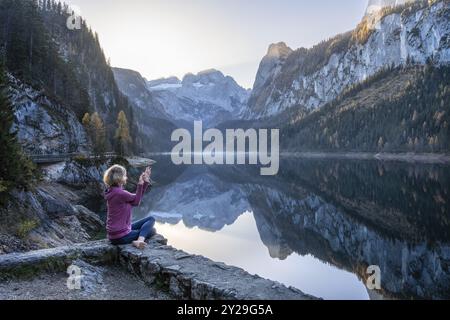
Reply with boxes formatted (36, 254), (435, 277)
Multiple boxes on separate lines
(104, 182), (150, 240)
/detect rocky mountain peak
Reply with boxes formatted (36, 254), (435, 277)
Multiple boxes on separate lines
(266, 42), (293, 59)
(197, 68), (223, 77)
(182, 69), (227, 86)
(249, 42), (293, 103)
(245, 0), (449, 119)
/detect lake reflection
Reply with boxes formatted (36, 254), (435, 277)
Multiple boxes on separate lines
(133, 156), (450, 300)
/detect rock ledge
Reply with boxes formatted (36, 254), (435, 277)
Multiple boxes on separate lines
(0, 235), (317, 300)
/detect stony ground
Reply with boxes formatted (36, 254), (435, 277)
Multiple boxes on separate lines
(0, 263), (173, 300)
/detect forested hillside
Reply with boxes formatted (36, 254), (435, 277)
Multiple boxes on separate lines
(282, 64), (450, 153)
(0, 0), (139, 153)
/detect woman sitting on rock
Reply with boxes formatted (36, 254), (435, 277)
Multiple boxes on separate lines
(103, 165), (155, 249)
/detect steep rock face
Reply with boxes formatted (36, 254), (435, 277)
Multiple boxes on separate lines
(112, 68), (178, 153)
(253, 42), (293, 94)
(148, 69), (250, 127)
(112, 68), (169, 120)
(246, 1), (450, 118)
(0, 182), (104, 254)
(244, 42), (293, 119)
(9, 75), (89, 155)
(57, 161), (108, 187)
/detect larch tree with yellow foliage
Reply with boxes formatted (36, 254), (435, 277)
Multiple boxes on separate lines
(81, 113), (93, 146)
(115, 111), (132, 157)
(82, 113), (91, 132)
(89, 112), (106, 156)
(90, 112), (106, 155)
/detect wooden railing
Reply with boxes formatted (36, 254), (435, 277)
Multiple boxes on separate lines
(28, 152), (117, 164)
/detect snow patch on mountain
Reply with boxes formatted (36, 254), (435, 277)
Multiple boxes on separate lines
(147, 76), (182, 91)
(149, 83), (183, 91)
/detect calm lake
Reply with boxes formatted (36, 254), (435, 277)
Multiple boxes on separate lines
(133, 156), (450, 300)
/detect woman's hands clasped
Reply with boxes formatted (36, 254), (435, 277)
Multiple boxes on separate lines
(139, 167), (152, 185)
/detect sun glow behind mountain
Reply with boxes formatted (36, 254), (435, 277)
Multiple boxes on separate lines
(366, 0), (417, 15)
(65, 0), (367, 88)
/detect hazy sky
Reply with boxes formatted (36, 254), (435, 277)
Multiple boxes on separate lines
(65, 0), (368, 88)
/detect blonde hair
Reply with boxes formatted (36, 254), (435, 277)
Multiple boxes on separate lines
(103, 165), (127, 187)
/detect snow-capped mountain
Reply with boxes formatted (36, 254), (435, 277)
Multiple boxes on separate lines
(245, 0), (450, 119)
(148, 69), (251, 127)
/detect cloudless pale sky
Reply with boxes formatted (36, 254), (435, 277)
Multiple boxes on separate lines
(65, 0), (369, 88)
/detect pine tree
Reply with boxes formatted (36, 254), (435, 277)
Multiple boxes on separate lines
(0, 63), (35, 198)
(115, 111), (132, 157)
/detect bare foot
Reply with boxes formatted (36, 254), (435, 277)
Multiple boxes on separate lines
(132, 240), (147, 249)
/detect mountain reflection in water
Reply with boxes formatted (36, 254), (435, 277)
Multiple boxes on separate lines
(133, 156), (450, 300)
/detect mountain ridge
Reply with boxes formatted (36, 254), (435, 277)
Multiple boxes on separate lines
(245, 0), (449, 119)
(146, 68), (250, 127)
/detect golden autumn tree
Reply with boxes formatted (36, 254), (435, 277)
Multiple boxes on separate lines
(82, 113), (91, 129)
(90, 112), (106, 156)
(115, 111), (132, 157)
(81, 113), (92, 147)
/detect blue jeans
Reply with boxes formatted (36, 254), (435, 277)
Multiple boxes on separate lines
(110, 216), (156, 245)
